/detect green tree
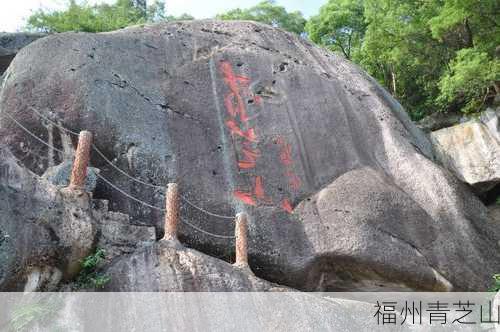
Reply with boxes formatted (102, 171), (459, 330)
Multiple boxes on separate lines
(306, 0), (366, 60)
(429, 0), (500, 114)
(360, 0), (451, 119)
(305, 0), (499, 120)
(26, 0), (192, 33)
(437, 48), (499, 114)
(429, 0), (499, 53)
(216, 0), (307, 34)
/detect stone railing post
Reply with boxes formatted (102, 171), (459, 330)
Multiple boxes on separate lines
(68, 131), (92, 191)
(163, 183), (179, 241)
(234, 212), (249, 269)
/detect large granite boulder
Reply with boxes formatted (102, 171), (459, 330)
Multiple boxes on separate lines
(430, 109), (500, 193)
(0, 20), (498, 291)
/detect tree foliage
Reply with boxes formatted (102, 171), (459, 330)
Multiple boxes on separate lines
(438, 48), (499, 114)
(306, 0), (499, 120)
(216, 0), (307, 34)
(429, 0), (499, 52)
(26, 0), (193, 33)
(305, 0), (366, 60)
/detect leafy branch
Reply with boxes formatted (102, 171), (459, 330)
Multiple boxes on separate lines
(75, 248), (111, 289)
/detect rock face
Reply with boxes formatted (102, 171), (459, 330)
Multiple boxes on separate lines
(104, 241), (283, 291)
(417, 111), (463, 132)
(0, 33), (47, 76)
(0, 20), (499, 291)
(0, 146), (155, 291)
(295, 168), (454, 291)
(480, 107), (500, 142)
(430, 110), (500, 193)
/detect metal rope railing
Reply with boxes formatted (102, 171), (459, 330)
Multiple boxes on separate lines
(26, 106), (235, 220)
(2, 111), (236, 240)
(95, 173), (165, 212)
(3, 111), (65, 154)
(181, 217), (235, 240)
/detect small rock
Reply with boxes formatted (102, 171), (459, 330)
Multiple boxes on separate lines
(417, 111), (463, 132)
(42, 161), (100, 193)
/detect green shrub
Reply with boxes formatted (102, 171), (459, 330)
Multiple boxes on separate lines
(76, 248), (111, 289)
(437, 48), (499, 114)
(489, 274), (500, 292)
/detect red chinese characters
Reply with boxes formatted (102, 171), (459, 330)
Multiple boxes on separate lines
(219, 60), (301, 213)
(275, 136), (302, 209)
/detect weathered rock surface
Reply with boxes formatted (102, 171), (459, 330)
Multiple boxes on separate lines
(479, 107), (500, 142)
(0, 33), (47, 76)
(489, 204), (500, 225)
(0, 20), (498, 291)
(417, 111), (463, 132)
(295, 168), (454, 291)
(42, 160), (100, 193)
(92, 201), (156, 263)
(430, 114), (500, 193)
(0, 146), (155, 291)
(104, 241), (284, 291)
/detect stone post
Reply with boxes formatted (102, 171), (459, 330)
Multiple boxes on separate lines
(163, 183), (179, 241)
(234, 212), (249, 268)
(68, 131), (92, 191)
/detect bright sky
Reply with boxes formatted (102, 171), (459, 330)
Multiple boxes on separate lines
(0, 0), (325, 32)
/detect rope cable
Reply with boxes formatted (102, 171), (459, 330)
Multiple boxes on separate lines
(180, 195), (235, 220)
(181, 217), (235, 239)
(2, 111), (64, 154)
(95, 173), (166, 212)
(26, 105), (236, 219)
(3, 111), (235, 239)
(28, 106), (80, 136)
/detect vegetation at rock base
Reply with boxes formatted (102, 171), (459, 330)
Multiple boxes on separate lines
(25, 0), (499, 120)
(75, 248), (110, 289)
(490, 274), (500, 292)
